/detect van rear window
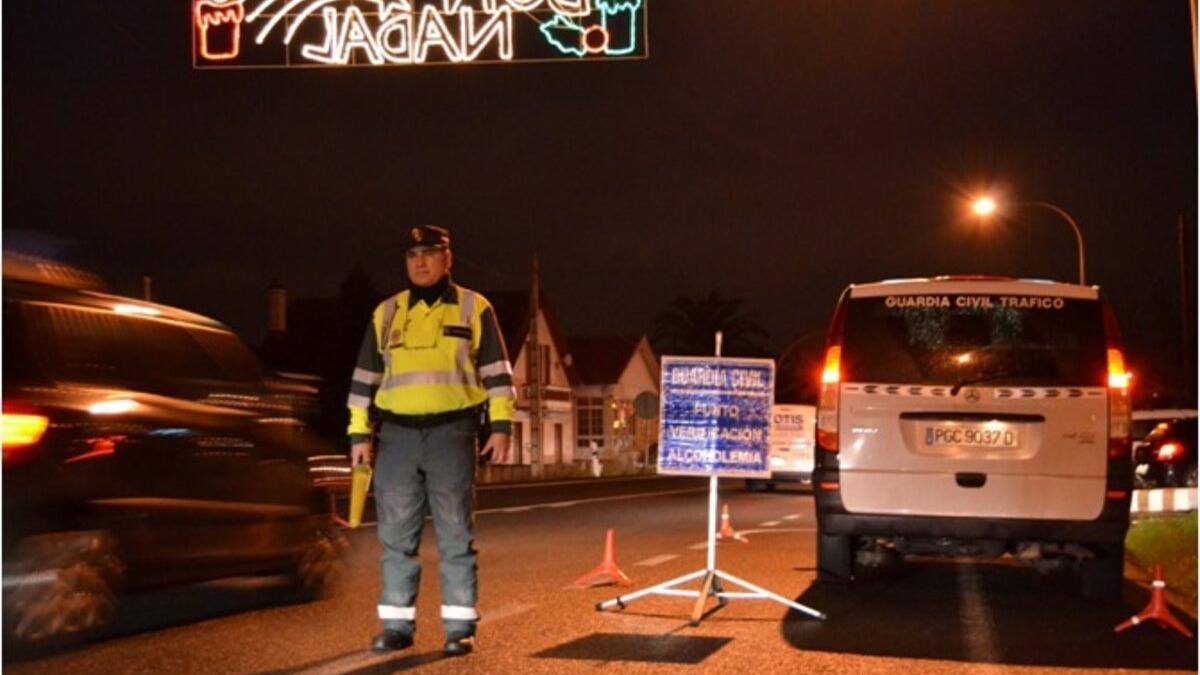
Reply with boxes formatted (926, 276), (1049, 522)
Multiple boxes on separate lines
(841, 295), (1107, 387)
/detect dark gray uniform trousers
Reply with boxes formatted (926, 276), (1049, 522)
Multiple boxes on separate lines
(374, 417), (477, 638)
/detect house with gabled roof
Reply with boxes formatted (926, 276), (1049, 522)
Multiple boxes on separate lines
(566, 335), (660, 468)
(485, 288), (578, 468)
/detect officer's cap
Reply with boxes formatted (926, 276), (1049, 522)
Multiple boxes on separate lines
(402, 225), (451, 253)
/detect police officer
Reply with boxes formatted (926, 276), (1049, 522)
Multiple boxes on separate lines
(347, 225), (514, 656)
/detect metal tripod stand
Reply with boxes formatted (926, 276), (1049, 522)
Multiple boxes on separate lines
(595, 473), (825, 624)
(595, 333), (824, 625)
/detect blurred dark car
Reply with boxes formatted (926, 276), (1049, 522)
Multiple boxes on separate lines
(1131, 409), (1196, 461)
(1133, 417), (1198, 488)
(2, 267), (345, 648)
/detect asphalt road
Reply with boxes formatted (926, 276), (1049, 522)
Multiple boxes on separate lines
(6, 477), (1197, 674)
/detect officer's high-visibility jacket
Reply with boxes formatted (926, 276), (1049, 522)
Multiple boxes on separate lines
(346, 283), (515, 442)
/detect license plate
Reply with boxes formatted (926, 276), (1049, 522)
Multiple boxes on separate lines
(923, 424), (1017, 449)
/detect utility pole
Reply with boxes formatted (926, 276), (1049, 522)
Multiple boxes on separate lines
(1178, 216), (1193, 405)
(1190, 0), (1198, 107)
(527, 255), (543, 478)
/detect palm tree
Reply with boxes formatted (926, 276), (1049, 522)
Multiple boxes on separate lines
(651, 290), (770, 357)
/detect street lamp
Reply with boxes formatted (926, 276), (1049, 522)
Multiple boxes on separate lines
(970, 196), (1086, 285)
(971, 196), (997, 216)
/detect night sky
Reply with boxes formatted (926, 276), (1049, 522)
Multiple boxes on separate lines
(4, 1), (1197, 394)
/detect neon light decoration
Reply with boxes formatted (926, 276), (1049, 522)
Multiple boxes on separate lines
(195, 0), (246, 60)
(539, 0), (640, 57)
(193, 0), (647, 68)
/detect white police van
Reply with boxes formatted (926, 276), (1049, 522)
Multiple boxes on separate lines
(813, 277), (1132, 599)
(747, 404), (816, 492)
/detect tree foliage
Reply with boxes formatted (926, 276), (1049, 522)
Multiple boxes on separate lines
(651, 290), (770, 357)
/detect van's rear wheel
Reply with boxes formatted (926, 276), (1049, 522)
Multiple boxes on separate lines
(1080, 542), (1124, 602)
(816, 531), (853, 584)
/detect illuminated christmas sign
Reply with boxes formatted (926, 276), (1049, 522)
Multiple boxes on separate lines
(192, 0), (647, 68)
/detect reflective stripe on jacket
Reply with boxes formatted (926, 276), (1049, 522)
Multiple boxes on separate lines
(347, 283), (515, 440)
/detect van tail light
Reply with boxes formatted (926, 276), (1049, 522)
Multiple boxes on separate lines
(817, 347), (842, 451)
(1106, 351), (1131, 459)
(816, 302), (854, 454)
(821, 345), (842, 385)
(1101, 301), (1131, 460)
(817, 297), (848, 453)
(1106, 348), (1131, 390)
(1156, 442), (1181, 462)
(3, 411), (50, 457)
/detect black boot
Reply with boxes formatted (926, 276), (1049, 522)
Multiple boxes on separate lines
(371, 630), (414, 653)
(443, 635), (475, 656)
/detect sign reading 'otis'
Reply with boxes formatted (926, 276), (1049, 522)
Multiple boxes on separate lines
(192, 0), (648, 69)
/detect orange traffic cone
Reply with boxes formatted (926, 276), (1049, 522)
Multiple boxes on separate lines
(1115, 563), (1193, 638)
(716, 504), (748, 543)
(573, 528), (633, 588)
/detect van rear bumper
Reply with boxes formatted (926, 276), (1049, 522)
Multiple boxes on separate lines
(814, 476), (1130, 544)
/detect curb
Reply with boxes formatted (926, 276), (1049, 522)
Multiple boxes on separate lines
(1130, 487), (1198, 515)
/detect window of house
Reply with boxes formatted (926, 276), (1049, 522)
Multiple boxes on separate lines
(575, 397), (605, 457)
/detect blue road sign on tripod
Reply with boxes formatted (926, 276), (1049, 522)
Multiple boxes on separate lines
(657, 356), (774, 478)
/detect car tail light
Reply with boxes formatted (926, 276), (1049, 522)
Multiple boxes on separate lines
(3, 411), (49, 455)
(817, 300), (847, 452)
(1101, 303), (1131, 459)
(1156, 442), (1181, 462)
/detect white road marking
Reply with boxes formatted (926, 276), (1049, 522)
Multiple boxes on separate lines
(357, 486), (713, 529)
(477, 474), (671, 491)
(475, 487), (708, 516)
(634, 554), (679, 567)
(688, 527), (815, 548)
(759, 520), (781, 527)
(355, 485), (724, 528)
(957, 564), (1001, 666)
(479, 602), (535, 624)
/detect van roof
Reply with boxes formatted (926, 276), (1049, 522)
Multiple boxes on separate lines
(848, 276), (1099, 300)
